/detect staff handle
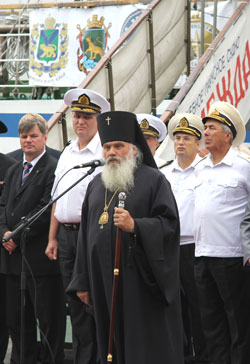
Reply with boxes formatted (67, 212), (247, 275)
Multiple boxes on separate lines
(107, 192), (126, 363)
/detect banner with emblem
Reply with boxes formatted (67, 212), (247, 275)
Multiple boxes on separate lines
(29, 5), (146, 86)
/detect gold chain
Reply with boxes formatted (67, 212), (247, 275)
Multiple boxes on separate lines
(98, 188), (119, 229)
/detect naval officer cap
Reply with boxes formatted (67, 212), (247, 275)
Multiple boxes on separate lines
(64, 88), (110, 114)
(202, 101), (245, 147)
(0, 119), (7, 134)
(136, 114), (167, 142)
(168, 113), (203, 140)
(97, 111), (157, 169)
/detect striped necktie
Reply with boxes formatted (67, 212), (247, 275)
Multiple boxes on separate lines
(22, 162), (32, 185)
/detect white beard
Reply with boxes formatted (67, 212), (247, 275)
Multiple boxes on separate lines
(101, 148), (139, 192)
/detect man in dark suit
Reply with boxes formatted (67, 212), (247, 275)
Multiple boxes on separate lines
(0, 113), (65, 364)
(7, 145), (61, 161)
(0, 119), (17, 364)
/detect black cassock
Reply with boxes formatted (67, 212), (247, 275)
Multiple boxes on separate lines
(67, 163), (184, 364)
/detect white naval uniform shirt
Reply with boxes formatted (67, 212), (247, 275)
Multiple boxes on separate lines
(161, 155), (201, 245)
(194, 147), (250, 258)
(53, 133), (102, 223)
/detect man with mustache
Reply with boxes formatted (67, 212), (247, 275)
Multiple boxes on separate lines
(193, 101), (250, 364)
(67, 111), (184, 364)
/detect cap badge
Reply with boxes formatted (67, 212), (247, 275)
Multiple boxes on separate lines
(179, 117), (189, 128)
(209, 109), (232, 127)
(78, 94), (90, 106)
(106, 116), (111, 126)
(140, 119), (149, 130)
(209, 109), (220, 118)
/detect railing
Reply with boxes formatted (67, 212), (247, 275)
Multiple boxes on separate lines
(46, 0), (162, 131)
(160, 0), (249, 124)
(0, 0), (151, 98)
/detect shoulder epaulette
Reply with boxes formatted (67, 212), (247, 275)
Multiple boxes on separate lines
(159, 160), (173, 169)
(194, 155), (208, 167)
(62, 140), (72, 153)
(238, 151), (250, 162)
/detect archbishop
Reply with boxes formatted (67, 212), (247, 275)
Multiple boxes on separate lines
(67, 111), (183, 364)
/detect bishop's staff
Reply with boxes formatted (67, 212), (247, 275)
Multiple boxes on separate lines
(107, 192), (127, 363)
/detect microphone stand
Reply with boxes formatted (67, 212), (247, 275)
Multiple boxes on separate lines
(20, 225), (30, 364)
(2, 166), (97, 364)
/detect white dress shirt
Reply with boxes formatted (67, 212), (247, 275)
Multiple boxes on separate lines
(161, 155), (201, 245)
(23, 148), (46, 172)
(194, 147), (250, 258)
(53, 133), (102, 223)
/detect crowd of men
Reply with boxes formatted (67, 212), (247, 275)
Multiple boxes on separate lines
(0, 88), (250, 364)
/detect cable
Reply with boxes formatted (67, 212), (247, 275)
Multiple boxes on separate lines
(21, 252), (56, 364)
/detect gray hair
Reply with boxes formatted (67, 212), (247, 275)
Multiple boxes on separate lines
(18, 113), (48, 135)
(221, 123), (233, 145)
(135, 146), (143, 165)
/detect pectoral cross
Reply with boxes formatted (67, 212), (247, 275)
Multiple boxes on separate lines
(106, 116), (111, 126)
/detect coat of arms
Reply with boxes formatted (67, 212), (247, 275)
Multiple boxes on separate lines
(76, 15), (111, 75)
(30, 14), (68, 78)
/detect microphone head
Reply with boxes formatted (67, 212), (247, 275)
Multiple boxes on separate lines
(98, 157), (106, 166)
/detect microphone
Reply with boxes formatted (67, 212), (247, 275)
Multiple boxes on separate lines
(2, 217), (28, 243)
(72, 158), (106, 169)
